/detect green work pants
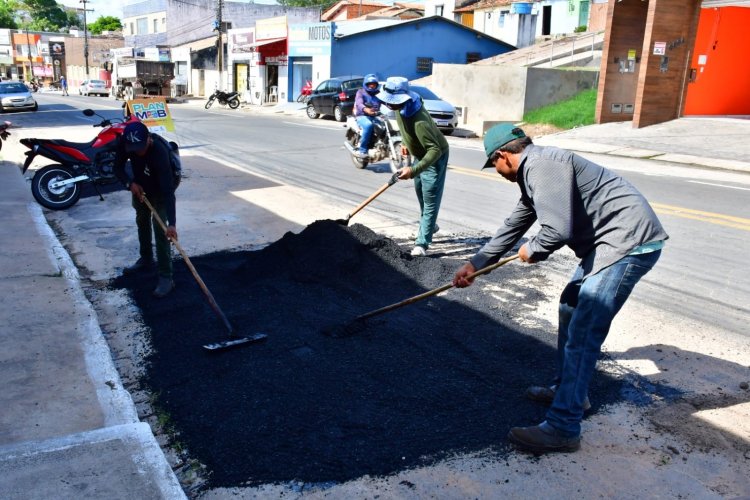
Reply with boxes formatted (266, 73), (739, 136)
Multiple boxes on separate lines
(413, 151), (449, 248)
(133, 193), (173, 278)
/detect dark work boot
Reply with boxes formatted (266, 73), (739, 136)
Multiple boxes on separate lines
(508, 422), (581, 454)
(123, 257), (154, 275)
(525, 384), (591, 411)
(152, 277), (175, 298)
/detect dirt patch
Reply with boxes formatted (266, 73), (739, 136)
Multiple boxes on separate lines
(112, 220), (626, 488)
(522, 123), (565, 139)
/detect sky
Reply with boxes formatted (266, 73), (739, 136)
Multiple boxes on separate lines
(59, 0), (127, 22)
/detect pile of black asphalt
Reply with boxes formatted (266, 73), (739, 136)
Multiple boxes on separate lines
(112, 220), (623, 488)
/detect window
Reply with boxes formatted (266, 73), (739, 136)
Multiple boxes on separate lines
(129, 22), (134, 35)
(435, 4), (444, 16)
(136, 17), (148, 35)
(416, 57), (433, 73)
(153, 19), (158, 33)
(176, 61), (187, 75)
(499, 10), (509, 28)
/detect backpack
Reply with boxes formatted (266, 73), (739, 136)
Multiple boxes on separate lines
(154, 134), (182, 189)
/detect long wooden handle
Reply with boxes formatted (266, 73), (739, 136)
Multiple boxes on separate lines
(347, 173), (399, 220)
(356, 254), (520, 322)
(142, 196), (234, 334)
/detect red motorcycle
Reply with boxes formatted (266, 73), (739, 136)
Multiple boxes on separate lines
(21, 108), (139, 210)
(296, 80), (313, 103)
(0, 121), (11, 151)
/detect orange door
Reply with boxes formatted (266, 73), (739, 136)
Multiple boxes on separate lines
(684, 7), (750, 115)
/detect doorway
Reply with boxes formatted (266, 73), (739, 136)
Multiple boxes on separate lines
(542, 5), (552, 36)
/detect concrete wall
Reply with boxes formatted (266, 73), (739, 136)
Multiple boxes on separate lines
(431, 63), (598, 134)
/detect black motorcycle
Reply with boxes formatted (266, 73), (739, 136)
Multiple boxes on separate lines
(205, 90), (240, 109)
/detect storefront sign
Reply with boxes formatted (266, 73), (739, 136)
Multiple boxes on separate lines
(653, 42), (666, 55)
(265, 55), (288, 65)
(257, 16), (287, 40)
(288, 22), (332, 57)
(127, 97), (175, 133)
(230, 28), (256, 54)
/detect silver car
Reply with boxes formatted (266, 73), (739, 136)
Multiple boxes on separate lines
(0, 82), (38, 113)
(383, 84), (459, 135)
(79, 79), (109, 97)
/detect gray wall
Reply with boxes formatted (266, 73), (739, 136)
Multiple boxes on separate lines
(167, 0), (320, 47)
(430, 63), (598, 134)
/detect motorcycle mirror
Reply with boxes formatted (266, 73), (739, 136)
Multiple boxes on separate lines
(82, 109), (95, 116)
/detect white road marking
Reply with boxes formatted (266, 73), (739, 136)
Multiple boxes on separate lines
(687, 180), (750, 191)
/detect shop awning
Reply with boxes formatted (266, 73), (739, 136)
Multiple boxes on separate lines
(249, 37), (286, 48)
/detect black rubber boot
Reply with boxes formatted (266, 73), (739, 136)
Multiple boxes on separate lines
(508, 423), (581, 454)
(123, 257), (154, 275)
(152, 277), (175, 298)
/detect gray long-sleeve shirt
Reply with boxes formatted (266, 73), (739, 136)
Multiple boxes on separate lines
(470, 145), (668, 277)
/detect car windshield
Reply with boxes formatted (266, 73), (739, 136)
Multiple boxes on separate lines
(0, 83), (30, 94)
(410, 86), (440, 100)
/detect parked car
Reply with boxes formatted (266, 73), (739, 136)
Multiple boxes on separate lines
(79, 79), (109, 97)
(0, 81), (38, 112)
(384, 84), (459, 135)
(306, 75), (364, 122)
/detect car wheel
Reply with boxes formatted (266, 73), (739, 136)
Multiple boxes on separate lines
(333, 105), (345, 122)
(0, 104), (4, 114)
(306, 103), (320, 119)
(440, 128), (453, 136)
(32, 102), (38, 111)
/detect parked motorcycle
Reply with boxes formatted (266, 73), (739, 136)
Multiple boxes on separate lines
(205, 90), (240, 109)
(296, 80), (312, 103)
(344, 113), (410, 172)
(21, 108), (139, 210)
(0, 121), (11, 152)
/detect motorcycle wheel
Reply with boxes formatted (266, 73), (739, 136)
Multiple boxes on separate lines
(31, 165), (81, 210)
(205, 97), (215, 109)
(389, 140), (406, 173)
(348, 134), (367, 169)
(228, 97), (240, 109)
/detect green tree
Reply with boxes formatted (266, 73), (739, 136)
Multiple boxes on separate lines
(0, 0), (19, 29)
(21, 0), (68, 31)
(88, 15), (122, 35)
(277, 0), (335, 9)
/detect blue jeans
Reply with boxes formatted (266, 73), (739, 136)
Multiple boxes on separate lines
(413, 151), (448, 248)
(546, 250), (661, 436)
(356, 116), (377, 154)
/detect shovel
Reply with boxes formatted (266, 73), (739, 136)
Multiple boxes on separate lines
(324, 253), (521, 337)
(336, 172), (400, 225)
(142, 196), (267, 351)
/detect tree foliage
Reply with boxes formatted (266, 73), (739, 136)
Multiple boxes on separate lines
(0, 0), (19, 29)
(88, 15), (122, 35)
(277, 0), (336, 10)
(22, 0), (68, 31)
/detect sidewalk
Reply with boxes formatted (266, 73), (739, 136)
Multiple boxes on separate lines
(0, 164), (185, 498)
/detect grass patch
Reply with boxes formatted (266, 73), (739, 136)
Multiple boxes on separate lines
(523, 88), (597, 130)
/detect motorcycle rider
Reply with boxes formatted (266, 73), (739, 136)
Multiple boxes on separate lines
(353, 74), (382, 159)
(376, 76), (449, 256)
(114, 121), (179, 298)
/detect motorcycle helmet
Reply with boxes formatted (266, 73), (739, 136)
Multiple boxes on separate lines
(363, 74), (379, 95)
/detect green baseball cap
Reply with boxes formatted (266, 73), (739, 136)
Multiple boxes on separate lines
(482, 123), (526, 169)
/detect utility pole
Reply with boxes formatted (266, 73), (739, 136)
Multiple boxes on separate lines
(24, 27), (33, 81)
(79, 0), (94, 79)
(215, 0), (223, 89)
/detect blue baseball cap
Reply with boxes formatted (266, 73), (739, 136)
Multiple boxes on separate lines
(123, 121), (150, 153)
(376, 76), (413, 106)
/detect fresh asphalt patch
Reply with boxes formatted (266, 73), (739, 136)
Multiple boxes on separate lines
(112, 220), (626, 488)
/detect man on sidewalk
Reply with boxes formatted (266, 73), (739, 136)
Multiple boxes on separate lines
(376, 77), (449, 256)
(60, 75), (68, 96)
(453, 124), (668, 453)
(114, 121), (178, 298)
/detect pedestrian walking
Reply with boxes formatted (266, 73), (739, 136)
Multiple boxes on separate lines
(60, 75), (68, 96)
(376, 77), (449, 256)
(114, 121), (179, 298)
(452, 123), (668, 454)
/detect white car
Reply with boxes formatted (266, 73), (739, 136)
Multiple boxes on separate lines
(0, 81), (38, 112)
(382, 84), (459, 135)
(79, 79), (109, 97)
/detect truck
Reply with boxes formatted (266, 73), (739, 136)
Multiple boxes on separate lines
(110, 52), (174, 101)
